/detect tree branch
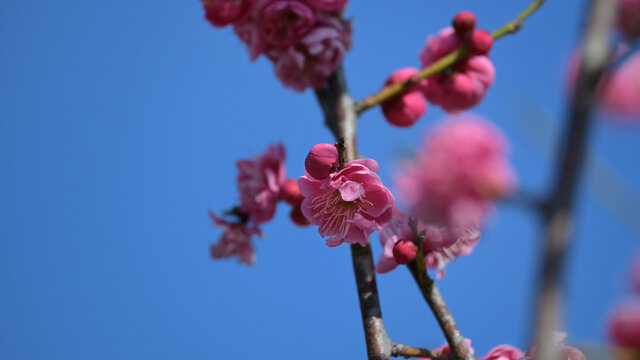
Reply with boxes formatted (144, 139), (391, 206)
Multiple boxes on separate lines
(391, 343), (445, 359)
(532, 0), (615, 358)
(314, 67), (392, 360)
(354, 0), (545, 114)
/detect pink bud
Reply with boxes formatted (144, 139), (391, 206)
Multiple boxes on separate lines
(305, 143), (339, 179)
(381, 68), (427, 128)
(280, 178), (304, 206)
(453, 11), (477, 38)
(290, 205), (310, 226)
(468, 30), (493, 55)
(608, 302), (640, 348)
(393, 239), (418, 264)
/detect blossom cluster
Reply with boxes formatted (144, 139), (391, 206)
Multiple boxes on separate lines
(202, 0), (351, 91)
(209, 143), (308, 265)
(381, 11), (496, 128)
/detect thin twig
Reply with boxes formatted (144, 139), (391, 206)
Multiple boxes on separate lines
(355, 0), (545, 114)
(391, 343), (444, 359)
(532, 0), (615, 359)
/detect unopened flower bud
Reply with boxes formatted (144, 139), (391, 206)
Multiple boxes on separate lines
(468, 30), (493, 55)
(381, 68), (427, 128)
(452, 11), (477, 38)
(280, 178), (304, 206)
(305, 143), (339, 179)
(608, 303), (640, 348)
(290, 205), (310, 226)
(393, 239), (418, 264)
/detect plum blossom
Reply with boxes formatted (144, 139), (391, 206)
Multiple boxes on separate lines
(299, 158), (394, 247)
(202, 0), (256, 28)
(419, 27), (495, 113)
(396, 116), (515, 230)
(598, 52), (640, 120)
(303, 0), (347, 12)
(209, 212), (262, 266)
(482, 345), (525, 360)
(618, 0), (640, 39)
(420, 339), (474, 360)
(234, 20), (268, 61)
(236, 143), (286, 225)
(375, 212), (481, 278)
(257, 0), (316, 47)
(267, 15), (352, 91)
(381, 67), (428, 128)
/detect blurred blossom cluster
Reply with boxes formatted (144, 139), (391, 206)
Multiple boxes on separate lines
(202, 0), (351, 91)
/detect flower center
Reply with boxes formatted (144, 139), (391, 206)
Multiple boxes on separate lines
(309, 187), (375, 239)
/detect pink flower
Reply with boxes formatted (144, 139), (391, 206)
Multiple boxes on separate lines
(375, 212), (480, 278)
(608, 301), (640, 348)
(598, 52), (640, 120)
(420, 339), (474, 360)
(202, 0), (256, 28)
(419, 27), (495, 113)
(209, 212), (261, 265)
(523, 332), (585, 360)
(381, 68), (428, 128)
(299, 158), (395, 247)
(302, 0), (347, 12)
(234, 20), (269, 61)
(267, 15), (351, 91)
(236, 143), (286, 224)
(482, 345), (525, 360)
(396, 116), (515, 230)
(257, 0), (316, 47)
(618, 0), (640, 39)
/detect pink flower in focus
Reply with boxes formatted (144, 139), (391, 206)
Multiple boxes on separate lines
(419, 27), (495, 113)
(236, 143), (286, 224)
(420, 339), (474, 360)
(209, 212), (261, 265)
(482, 345), (525, 360)
(618, 0), (640, 39)
(381, 67), (428, 128)
(598, 52), (640, 120)
(202, 0), (256, 28)
(299, 158), (395, 247)
(234, 20), (269, 61)
(396, 116), (515, 230)
(267, 15), (351, 91)
(523, 332), (585, 360)
(303, 0), (347, 12)
(375, 212), (480, 278)
(257, 0), (316, 47)
(608, 301), (640, 348)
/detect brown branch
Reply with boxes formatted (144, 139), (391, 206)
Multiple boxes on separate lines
(354, 0), (545, 114)
(314, 67), (392, 360)
(391, 343), (444, 359)
(532, 0), (615, 359)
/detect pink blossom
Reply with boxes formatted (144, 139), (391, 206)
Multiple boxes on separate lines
(209, 212), (261, 265)
(381, 68), (428, 128)
(257, 0), (316, 47)
(234, 20), (268, 61)
(523, 332), (585, 360)
(420, 339), (474, 360)
(202, 0), (256, 28)
(598, 52), (640, 120)
(375, 212), (480, 278)
(299, 158), (394, 247)
(303, 0), (347, 12)
(608, 301), (640, 348)
(236, 143), (286, 224)
(482, 345), (525, 360)
(396, 116), (515, 230)
(267, 15), (351, 91)
(419, 27), (495, 113)
(618, 0), (640, 39)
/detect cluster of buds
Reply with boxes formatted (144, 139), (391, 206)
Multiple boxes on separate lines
(381, 11), (495, 128)
(202, 0), (352, 91)
(299, 143), (396, 247)
(209, 143), (308, 266)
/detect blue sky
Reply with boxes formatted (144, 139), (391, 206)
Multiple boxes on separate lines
(1, 1), (639, 359)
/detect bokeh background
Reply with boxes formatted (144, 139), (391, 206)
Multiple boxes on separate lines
(1, 0), (639, 359)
